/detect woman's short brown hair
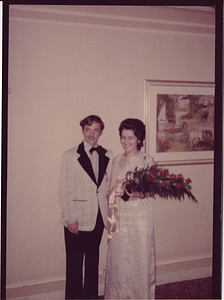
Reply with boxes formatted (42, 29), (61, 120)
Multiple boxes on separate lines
(119, 118), (145, 150)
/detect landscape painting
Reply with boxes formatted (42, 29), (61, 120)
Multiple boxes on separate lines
(145, 80), (215, 164)
(156, 94), (214, 153)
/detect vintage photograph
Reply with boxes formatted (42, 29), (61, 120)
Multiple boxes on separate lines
(4, 5), (221, 300)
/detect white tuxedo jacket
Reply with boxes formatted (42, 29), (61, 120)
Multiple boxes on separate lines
(59, 142), (113, 231)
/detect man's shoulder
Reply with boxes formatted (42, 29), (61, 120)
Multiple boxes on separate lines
(63, 144), (81, 156)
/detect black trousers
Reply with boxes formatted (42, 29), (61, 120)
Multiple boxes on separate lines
(64, 210), (104, 300)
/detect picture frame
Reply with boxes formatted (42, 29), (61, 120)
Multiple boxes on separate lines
(144, 80), (215, 165)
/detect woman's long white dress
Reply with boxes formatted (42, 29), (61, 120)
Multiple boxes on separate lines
(104, 152), (156, 299)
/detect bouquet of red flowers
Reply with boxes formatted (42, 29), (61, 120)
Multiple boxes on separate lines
(122, 164), (197, 203)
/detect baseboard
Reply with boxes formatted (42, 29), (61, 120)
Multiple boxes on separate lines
(6, 255), (212, 299)
(156, 266), (212, 285)
(156, 254), (212, 285)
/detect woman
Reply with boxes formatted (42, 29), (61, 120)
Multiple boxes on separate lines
(104, 118), (156, 299)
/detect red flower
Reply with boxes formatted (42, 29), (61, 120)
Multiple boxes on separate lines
(161, 180), (168, 187)
(160, 171), (165, 177)
(147, 175), (154, 182)
(186, 178), (192, 184)
(149, 169), (156, 175)
(177, 174), (184, 179)
(170, 174), (176, 180)
(175, 183), (182, 189)
(164, 169), (169, 175)
(160, 169), (169, 177)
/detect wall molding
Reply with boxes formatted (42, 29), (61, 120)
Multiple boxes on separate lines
(156, 253), (212, 266)
(6, 275), (66, 290)
(6, 267), (212, 299)
(9, 5), (215, 24)
(167, 6), (215, 12)
(6, 264), (212, 299)
(6, 254), (212, 290)
(9, 5), (215, 37)
(156, 266), (212, 286)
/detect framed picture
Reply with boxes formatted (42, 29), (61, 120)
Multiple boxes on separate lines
(144, 80), (215, 165)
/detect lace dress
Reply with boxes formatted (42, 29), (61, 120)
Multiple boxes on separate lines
(104, 152), (156, 299)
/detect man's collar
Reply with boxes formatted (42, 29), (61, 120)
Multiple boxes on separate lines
(83, 140), (98, 157)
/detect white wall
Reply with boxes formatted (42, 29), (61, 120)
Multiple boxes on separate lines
(7, 5), (215, 287)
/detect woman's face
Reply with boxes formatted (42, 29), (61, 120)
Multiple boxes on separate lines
(120, 129), (140, 154)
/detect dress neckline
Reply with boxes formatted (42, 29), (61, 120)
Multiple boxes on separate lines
(123, 151), (142, 158)
(122, 152), (143, 164)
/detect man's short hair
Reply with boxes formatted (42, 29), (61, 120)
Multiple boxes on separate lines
(80, 115), (105, 131)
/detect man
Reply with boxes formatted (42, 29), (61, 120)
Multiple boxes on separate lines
(59, 115), (113, 299)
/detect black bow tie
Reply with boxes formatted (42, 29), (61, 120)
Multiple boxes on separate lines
(89, 146), (101, 155)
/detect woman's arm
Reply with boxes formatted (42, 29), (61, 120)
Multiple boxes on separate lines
(108, 164), (117, 193)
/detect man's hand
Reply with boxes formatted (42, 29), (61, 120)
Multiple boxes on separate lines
(68, 221), (79, 234)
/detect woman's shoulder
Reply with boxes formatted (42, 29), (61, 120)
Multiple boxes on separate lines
(112, 153), (127, 167)
(113, 153), (124, 163)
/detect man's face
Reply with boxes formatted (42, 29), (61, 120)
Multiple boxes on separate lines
(83, 122), (102, 147)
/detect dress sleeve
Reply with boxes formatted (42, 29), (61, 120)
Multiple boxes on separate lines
(108, 156), (120, 192)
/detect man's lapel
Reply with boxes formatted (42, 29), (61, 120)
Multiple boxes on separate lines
(98, 146), (110, 188)
(77, 142), (97, 185)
